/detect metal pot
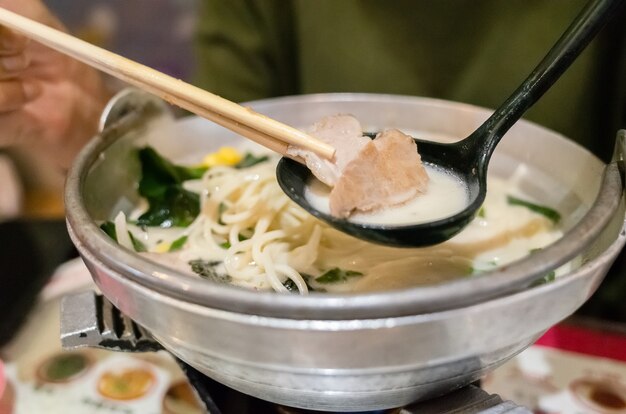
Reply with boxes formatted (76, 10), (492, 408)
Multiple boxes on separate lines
(65, 90), (626, 411)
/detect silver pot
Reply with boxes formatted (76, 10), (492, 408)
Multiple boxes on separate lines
(65, 90), (626, 411)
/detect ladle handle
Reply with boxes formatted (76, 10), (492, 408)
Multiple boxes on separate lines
(469, 0), (624, 163)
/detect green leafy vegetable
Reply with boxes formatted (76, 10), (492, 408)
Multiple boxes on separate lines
(315, 268), (363, 284)
(136, 147), (203, 228)
(128, 232), (147, 252)
(136, 187), (200, 227)
(283, 274), (320, 292)
(506, 195), (561, 224)
(530, 271), (556, 287)
(235, 153), (269, 169)
(477, 206), (486, 218)
(100, 221), (117, 242)
(138, 147), (206, 196)
(189, 259), (231, 283)
(219, 233), (250, 249)
(169, 235), (188, 252)
(100, 221), (147, 252)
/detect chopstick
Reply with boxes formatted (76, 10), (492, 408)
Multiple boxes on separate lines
(0, 7), (334, 161)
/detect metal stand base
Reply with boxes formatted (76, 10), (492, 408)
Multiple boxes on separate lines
(61, 291), (531, 414)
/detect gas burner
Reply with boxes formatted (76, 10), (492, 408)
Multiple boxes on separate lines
(60, 291), (531, 414)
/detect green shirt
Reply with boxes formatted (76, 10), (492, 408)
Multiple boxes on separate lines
(195, 0), (625, 161)
(194, 1), (626, 319)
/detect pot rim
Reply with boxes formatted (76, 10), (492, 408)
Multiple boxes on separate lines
(64, 92), (625, 320)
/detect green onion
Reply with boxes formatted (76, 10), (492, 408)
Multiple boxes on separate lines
(477, 206), (486, 218)
(315, 268), (363, 284)
(169, 235), (188, 252)
(235, 153), (269, 169)
(507, 195), (561, 224)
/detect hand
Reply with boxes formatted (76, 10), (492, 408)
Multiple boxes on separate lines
(0, 0), (111, 169)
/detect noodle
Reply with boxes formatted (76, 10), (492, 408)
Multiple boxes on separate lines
(116, 154), (565, 295)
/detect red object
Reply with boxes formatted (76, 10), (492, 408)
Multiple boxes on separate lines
(0, 359), (15, 414)
(0, 360), (5, 401)
(536, 324), (626, 362)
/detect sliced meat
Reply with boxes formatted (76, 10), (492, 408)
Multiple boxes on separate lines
(329, 129), (429, 218)
(287, 114), (370, 186)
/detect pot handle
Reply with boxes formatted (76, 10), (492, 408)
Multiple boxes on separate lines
(612, 129), (626, 166)
(98, 87), (171, 134)
(60, 290), (162, 353)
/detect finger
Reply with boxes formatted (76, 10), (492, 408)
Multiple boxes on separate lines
(0, 52), (29, 79)
(0, 26), (29, 56)
(0, 80), (40, 112)
(0, 108), (30, 146)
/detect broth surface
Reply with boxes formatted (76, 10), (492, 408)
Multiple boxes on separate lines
(108, 149), (565, 295)
(305, 164), (469, 225)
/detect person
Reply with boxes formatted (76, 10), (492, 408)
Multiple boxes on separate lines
(1, 0), (624, 168)
(0, 0), (110, 171)
(0, 0), (625, 318)
(193, 0), (626, 161)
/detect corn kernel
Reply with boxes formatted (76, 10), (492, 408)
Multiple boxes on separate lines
(154, 242), (171, 253)
(201, 153), (220, 168)
(201, 147), (242, 168)
(217, 147), (243, 165)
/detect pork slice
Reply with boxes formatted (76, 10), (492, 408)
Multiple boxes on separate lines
(329, 129), (429, 218)
(287, 114), (370, 186)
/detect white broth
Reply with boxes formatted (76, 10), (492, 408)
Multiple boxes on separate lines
(105, 146), (567, 295)
(305, 164), (469, 225)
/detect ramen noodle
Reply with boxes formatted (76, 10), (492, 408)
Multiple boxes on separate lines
(106, 147), (564, 295)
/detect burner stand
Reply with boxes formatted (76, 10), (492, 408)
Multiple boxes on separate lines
(60, 291), (531, 414)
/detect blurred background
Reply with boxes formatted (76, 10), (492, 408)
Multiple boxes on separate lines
(49, 0), (198, 80)
(1, 2), (625, 412)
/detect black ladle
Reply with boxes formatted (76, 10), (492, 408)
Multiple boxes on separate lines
(277, 0), (623, 247)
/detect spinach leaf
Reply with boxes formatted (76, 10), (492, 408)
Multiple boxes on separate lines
(128, 231), (148, 252)
(100, 221), (117, 242)
(138, 147), (206, 197)
(189, 259), (231, 283)
(283, 274), (320, 292)
(506, 195), (561, 224)
(136, 187), (200, 227)
(530, 271), (556, 287)
(136, 147), (203, 228)
(100, 221), (146, 252)
(169, 235), (188, 252)
(235, 153), (269, 169)
(315, 268), (363, 284)
(128, 232), (147, 252)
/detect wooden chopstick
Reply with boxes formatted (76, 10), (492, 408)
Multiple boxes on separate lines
(130, 77), (305, 161)
(174, 94), (306, 164)
(0, 7), (334, 161)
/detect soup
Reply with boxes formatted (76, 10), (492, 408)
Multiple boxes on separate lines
(101, 145), (565, 295)
(305, 164), (469, 226)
